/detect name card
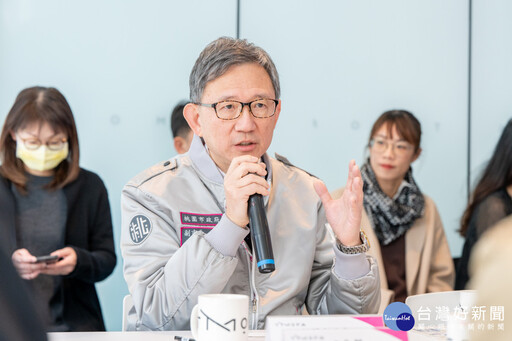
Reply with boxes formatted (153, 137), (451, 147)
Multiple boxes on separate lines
(265, 315), (409, 341)
(281, 328), (405, 341)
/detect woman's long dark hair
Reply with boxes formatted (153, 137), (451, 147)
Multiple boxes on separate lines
(460, 119), (512, 236)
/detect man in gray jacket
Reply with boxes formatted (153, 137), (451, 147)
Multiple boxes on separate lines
(121, 37), (380, 331)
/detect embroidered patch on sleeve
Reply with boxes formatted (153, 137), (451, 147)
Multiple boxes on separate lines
(180, 226), (213, 246)
(179, 212), (221, 246)
(129, 215), (152, 244)
(180, 212), (222, 226)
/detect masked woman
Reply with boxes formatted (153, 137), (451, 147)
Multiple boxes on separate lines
(0, 86), (116, 331)
(332, 110), (454, 309)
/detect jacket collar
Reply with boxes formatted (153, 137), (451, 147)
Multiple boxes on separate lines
(189, 134), (224, 184)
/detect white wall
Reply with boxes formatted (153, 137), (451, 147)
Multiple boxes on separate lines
(0, 0), (510, 331)
(0, 0), (236, 331)
(471, 0), (512, 181)
(241, 0), (469, 263)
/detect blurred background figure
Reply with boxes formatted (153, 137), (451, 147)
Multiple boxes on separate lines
(333, 110), (454, 309)
(0, 86), (116, 331)
(468, 214), (512, 341)
(455, 119), (512, 290)
(170, 100), (193, 154)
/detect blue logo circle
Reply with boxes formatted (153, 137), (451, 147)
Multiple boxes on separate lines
(383, 302), (415, 331)
(396, 312), (415, 331)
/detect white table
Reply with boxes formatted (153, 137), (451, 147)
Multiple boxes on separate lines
(48, 329), (441, 340)
(48, 330), (267, 341)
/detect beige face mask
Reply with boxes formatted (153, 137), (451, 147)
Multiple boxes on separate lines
(16, 141), (69, 172)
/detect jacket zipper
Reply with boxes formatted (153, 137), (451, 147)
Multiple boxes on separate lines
(242, 241), (259, 329)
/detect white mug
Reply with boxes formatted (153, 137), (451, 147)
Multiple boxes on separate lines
(190, 294), (249, 341)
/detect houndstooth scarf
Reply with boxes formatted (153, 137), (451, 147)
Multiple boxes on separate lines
(361, 161), (425, 245)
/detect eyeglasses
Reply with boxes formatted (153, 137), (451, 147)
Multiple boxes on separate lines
(17, 136), (68, 151)
(370, 137), (413, 156)
(195, 99), (278, 120)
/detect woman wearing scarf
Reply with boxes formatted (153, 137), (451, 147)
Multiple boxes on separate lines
(332, 110), (454, 310)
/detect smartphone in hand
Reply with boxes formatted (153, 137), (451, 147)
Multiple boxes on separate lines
(35, 255), (59, 264)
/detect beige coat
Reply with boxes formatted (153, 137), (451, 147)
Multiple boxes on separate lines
(469, 215), (512, 341)
(331, 188), (455, 312)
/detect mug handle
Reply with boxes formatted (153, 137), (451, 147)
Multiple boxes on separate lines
(190, 304), (199, 339)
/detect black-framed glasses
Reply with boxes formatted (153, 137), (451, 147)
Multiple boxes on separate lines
(195, 98), (278, 120)
(17, 136), (68, 151)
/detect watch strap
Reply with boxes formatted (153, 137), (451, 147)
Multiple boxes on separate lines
(336, 230), (370, 254)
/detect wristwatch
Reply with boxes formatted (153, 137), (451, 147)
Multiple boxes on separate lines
(336, 230), (370, 254)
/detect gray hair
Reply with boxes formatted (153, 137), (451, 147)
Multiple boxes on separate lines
(189, 37), (281, 103)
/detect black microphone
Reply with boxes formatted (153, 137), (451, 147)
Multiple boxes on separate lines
(248, 194), (275, 273)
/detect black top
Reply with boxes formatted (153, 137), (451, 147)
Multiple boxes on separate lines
(12, 175), (68, 331)
(380, 234), (407, 303)
(455, 188), (512, 289)
(0, 168), (117, 331)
